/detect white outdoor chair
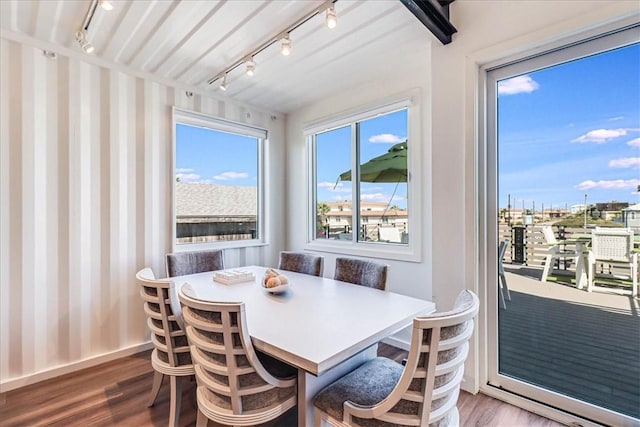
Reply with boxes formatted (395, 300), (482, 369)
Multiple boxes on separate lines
(378, 227), (402, 243)
(588, 227), (638, 297)
(540, 225), (579, 282)
(498, 239), (511, 309)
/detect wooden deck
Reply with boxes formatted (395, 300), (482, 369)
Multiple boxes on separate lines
(500, 263), (640, 419)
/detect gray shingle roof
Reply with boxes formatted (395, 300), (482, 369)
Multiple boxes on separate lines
(176, 183), (256, 216)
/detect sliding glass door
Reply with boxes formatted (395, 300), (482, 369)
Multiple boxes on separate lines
(485, 25), (639, 426)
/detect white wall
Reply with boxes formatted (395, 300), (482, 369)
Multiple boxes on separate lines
(285, 0), (639, 390)
(0, 37), (285, 391)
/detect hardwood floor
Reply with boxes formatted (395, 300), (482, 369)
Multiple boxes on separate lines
(1, 344), (564, 426)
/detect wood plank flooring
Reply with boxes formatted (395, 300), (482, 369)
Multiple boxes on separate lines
(1, 344), (563, 427)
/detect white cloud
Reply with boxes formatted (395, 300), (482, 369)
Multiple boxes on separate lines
(176, 168), (195, 173)
(360, 193), (388, 201)
(575, 179), (640, 190)
(213, 171), (249, 181)
(572, 128), (634, 143)
(608, 157), (640, 169)
(628, 138), (640, 148)
(332, 195), (351, 201)
(609, 116), (624, 121)
(369, 134), (405, 143)
(498, 75), (540, 95)
(318, 181), (351, 192)
(176, 172), (200, 182)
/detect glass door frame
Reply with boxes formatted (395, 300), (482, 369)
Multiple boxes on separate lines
(480, 23), (639, 427)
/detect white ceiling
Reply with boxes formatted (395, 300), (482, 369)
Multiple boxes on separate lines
(0, 0), (436, 114)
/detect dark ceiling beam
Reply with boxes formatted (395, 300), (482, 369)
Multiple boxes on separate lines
(399, 0), (457, 45)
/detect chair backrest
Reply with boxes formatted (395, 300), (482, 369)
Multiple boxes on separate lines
(136, 268), (191, 368)
(334, 257), (388, 291)
(344, 290), (479, 426)
(541, 225), (557, 245)
(378, 227), (402, 243)
(278, 251), (324, 277)
(178, 286), (297, 424)
(498, 239), (509, 274)
(591, 227), (634, 263)
(166, 249), (224, 277)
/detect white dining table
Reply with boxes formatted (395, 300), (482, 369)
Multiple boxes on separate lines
(172, 265), (435, 427)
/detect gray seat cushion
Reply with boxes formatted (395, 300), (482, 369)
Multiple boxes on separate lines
(314, 357), (402, 423)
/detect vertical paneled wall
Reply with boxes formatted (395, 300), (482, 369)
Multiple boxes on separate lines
(0, 39), (284, 390)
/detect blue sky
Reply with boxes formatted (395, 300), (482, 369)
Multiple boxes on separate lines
(315, 109), (408, 208)
(498, 42), (640, 210)
(175, 124), (258, 185)
(176, 109), (410, 209)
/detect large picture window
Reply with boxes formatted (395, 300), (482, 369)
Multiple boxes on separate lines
(173, 108), (265, 249)
(307, 98), (420, 261)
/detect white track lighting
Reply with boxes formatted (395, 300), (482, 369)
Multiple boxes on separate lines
(325, 5), (337, 29)
(281, 34), (291, 56)
(99, 0), (114, 11)
(219, 75), (228, 91)
(75, 30), (95, 54)
(245, 58), (255, 76)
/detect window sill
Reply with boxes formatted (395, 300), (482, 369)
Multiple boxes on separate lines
(305, 240), (421, 263)
(173, 239), (268, 252)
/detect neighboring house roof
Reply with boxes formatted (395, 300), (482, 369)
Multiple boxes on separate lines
(622, 203), (640, 211)
(176, 182), (256, 216)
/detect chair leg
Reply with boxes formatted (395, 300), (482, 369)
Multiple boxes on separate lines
(587, 262), (594, 293)
(196, 408), (208, 427)
(500, 272), (511, 300)
(147, 371), (164, 407)
(541, 255), (554, 282)
(168, 376), (184, 427)
(499, 285), (506, 310)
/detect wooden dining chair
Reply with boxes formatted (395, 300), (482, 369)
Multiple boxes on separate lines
(334, 257), (388, 290)
(166, 249), (225, 277)
(136, 268), (194, 427)
(278, 251), (324, 277)
(313, 290), (479, 427)
(178, 284), (298, 427)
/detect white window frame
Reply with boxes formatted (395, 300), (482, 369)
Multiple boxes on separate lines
(304, 94), (422, 262)
(172, 107), (267, 251)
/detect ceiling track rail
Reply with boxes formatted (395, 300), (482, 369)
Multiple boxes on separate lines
(399, 0), (457, 45)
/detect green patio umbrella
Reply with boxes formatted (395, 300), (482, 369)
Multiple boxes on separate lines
(338, 141), (407, 183)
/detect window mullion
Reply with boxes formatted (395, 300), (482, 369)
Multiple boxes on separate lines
(351, 123), (359, 243)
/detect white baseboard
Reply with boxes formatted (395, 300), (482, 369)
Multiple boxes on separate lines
(0, 341), (153, 393)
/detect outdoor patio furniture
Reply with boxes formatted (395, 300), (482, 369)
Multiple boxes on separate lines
(378, 227), (402, 243)
(587, 227), (638, 297)
(540, 225), (580, 283)
(498, 239), (511, 309)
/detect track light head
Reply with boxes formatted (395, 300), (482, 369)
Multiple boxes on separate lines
(219, 75), (228, 91)
(245, 58), (255, 77)
(280, 34), (291, 56)
(75, 30), (95, 54)
(99, 0), (114, 11)
(325, 5), (337, 29)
